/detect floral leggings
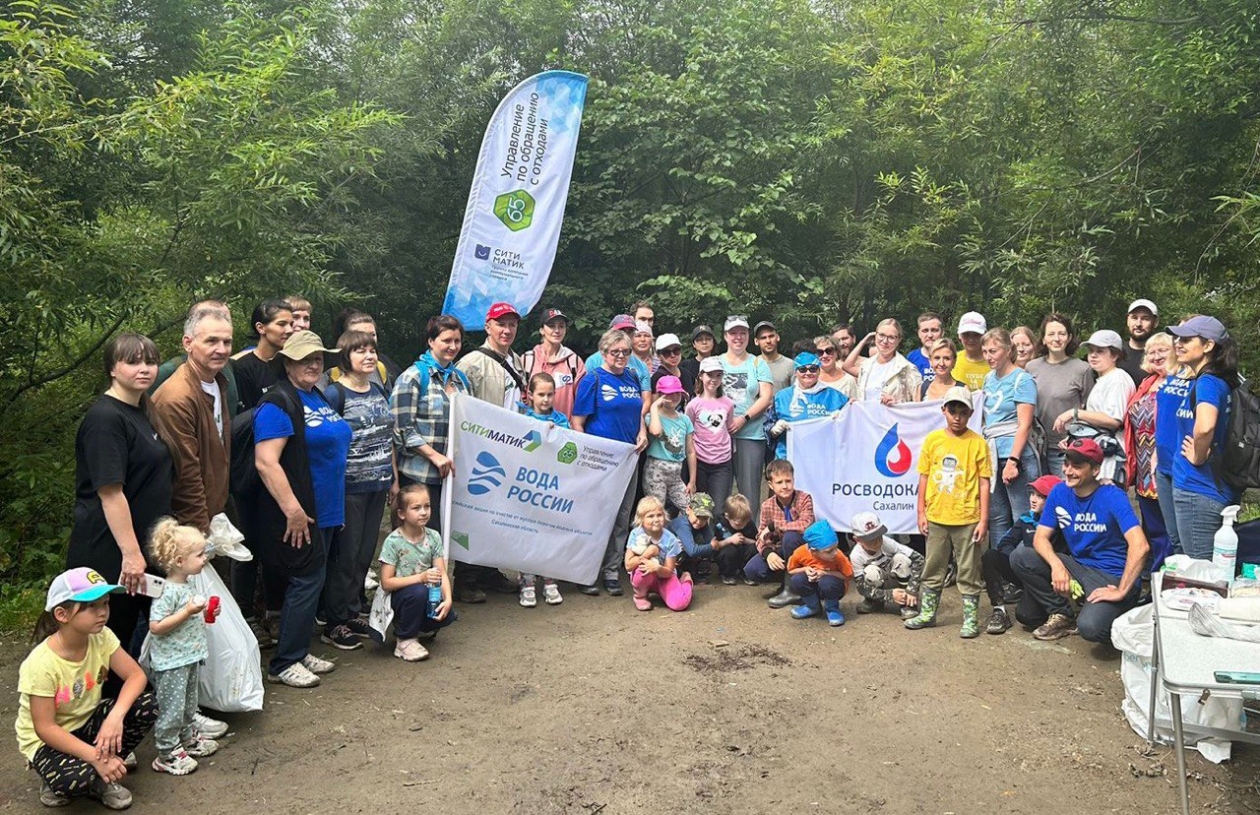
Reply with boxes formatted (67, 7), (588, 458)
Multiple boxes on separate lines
(29, 691), (158, 798)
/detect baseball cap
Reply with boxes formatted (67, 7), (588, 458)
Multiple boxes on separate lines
(1064, 438), (1104, 465)
(803, 520), (839, 551)
(850, 511), (887, 541)
(957, 311), (987, 335)
(540, 307), (569, 325)
(1084, 329), (1123, 350)
(45, 567), (123, 611)
(793, 351), (821, 369)
(698, 357), (723, 374)
(277, 331), (336, 361)
(1029, 474), (1063, 497)
(942, 385), (972, 409)
(655, 375), (685, 395)
(1127, 298), (1158, 316)
(634, 320), (653, 336)
(753, 320), (776, 336)
(691, 324), (715, 341)
(655, 333), (682, 351)
(724, 315), (750, 332)
(486, 302), (520, 322)
(609, 314), (636, 331)
(1166, 315), (1228, 342)
(690, 493), (715, 518)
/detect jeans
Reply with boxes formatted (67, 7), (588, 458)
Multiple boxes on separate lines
(1009, 546), (1139, 643)
(732, 438), (766, 526)
(1154, 469), (1181, 555)
(390, 582), (458, 639)
(600, 473), (640, 581)
(1044, 448), (1066, 478)
(269, 528), (330, 676)
(988, 447), (1041, 548)
(1172, 488), (1225, 561)
(1137, 494), (1172, 571)
(788, 572), (846, 602)
(744, 530), (806, 583)
(322, 489), (388, 626)
(694, 459), (734, 508)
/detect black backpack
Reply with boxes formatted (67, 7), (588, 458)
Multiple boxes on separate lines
(230, 388), (299, 495)
(1213, 377), (1260, 490)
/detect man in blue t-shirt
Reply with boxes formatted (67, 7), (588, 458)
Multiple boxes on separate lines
(1010, 438), (1150, 644)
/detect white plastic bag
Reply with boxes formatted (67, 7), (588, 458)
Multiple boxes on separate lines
(367, 587), (393, 644)
(207, 513), (253, 562)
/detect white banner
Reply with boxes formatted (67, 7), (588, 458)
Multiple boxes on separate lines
(787, 394), (983, 534)
(446, 392), (638, 584)
(442, 71), (589, 326)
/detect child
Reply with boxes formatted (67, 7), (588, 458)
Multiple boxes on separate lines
(848, 511), (924, 619)
(643, 375), (696, 513)
(147, 519), (221, 775)
(16, 568), (158, 809)
(786, 520), (854, 625)
(744, 459), (816, 609)
(685, 357), (736, 509)
(378, 484), (456, 662)
(908, 386), (992, 637)
(670, 492), (712, 581)
(711, 494), (759, 585)
(625, 497), (693, 612)
(519, 372), (568, 607)
(980, 474), (1062, 634)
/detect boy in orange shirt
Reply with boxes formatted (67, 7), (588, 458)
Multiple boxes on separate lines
(786, 520), (854, 626)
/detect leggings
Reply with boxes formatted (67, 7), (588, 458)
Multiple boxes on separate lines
(629, 569), (693, 611)
(694, 459), (734, 507)
(29, 691), (158, 799)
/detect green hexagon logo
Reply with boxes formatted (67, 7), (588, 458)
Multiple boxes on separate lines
(556, 442), (578, 465)
(494, 189), (535, 232)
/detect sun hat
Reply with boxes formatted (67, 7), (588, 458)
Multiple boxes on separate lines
(277, 331), (336, 361)
(45, 567), (123, 611)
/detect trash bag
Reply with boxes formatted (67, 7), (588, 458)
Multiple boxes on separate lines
(207, 513), (253, 562)
(367, 587), (393, 645)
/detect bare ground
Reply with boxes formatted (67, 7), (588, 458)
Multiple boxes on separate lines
(0, 584), (1256, 815)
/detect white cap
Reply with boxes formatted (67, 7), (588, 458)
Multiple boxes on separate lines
(957, 311), (987, 335)
(942, 385), (972, 409)
(698, 357), (723, 374)
(655, 333), (681, 351)
(1127, 298), (1158, 316)
(634, 320), (653, 336)
(724, 315), (750, 332)
(1084, 329), (1123, 350)
(850, 511), (887, 540)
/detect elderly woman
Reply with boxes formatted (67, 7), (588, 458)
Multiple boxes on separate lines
(1123, 333), (1174, 569)
(764, 352), (849, 460)
(573, 329), (650, 596)
(981, 328), (1040, 548)
(1053, 329), (1134, 485)
(842, 318), (923, 404)
(254, 331), (352, 688)
(1026, 313), (1094, 476)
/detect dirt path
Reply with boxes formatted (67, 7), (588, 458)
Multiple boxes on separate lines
(0, 585), (1256, 814)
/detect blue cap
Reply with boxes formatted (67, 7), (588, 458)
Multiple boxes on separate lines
(794, 352), (821, 369)
(1166, 315), (1228, 342)
(803, 520), (838, 551)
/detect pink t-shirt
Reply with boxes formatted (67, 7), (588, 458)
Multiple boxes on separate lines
(685, 396), (736, 465)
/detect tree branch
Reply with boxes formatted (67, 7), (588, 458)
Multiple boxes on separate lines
(3, 313), (127, 409)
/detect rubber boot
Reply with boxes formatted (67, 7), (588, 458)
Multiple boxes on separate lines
(790, 594), (820, 619)
(767, 577), (802, 609)
(959, 594), (980, 638)
(904, 588), (940, 630)
(823, 599), (846, 627)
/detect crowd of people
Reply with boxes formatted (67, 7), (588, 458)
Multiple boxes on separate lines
(15, 293), (1247, 809)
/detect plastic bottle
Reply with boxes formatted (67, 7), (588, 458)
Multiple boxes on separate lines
(1213, 504), (1241, 582)
(427, 581), (443, 619)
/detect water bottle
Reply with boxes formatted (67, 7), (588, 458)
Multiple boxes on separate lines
(427, 581), (443, 619)
(1213, 504), (1241, 582)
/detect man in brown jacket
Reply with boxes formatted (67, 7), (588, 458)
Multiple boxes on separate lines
(153, 301), (234, 534)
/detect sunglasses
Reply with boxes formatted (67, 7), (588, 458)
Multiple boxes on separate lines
(607, 348), (631, 357)
(796, 365), (820, 374)
(817, 348), (836, 356)
(660, 347), (682, 356)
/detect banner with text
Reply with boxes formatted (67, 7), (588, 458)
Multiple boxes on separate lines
(446, 392), (637, 584)
(442, 71), (589, 326)
(787, 394), (984, 534)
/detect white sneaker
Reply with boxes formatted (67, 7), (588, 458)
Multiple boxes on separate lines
(192, 711), (228, 739)
(266, 662), (320, 688)
(543, 584), (563, 605)
(182, 734), (220, 757)
(394, 637), (429, 662)
(364, 571), (379, 591)
(519, 585), (537, 607)
(89, 776), (134, 808)
(152, 749), (199, 776)
(301, 652), (335, 674)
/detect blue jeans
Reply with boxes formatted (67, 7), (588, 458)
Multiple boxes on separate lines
(601, 474), (640, 581)
(1155, 469), (1181, 555)
(1137, 494), (1172, 571)
(1044, 448), (1066, 478)
(390, 583), (458, 639)
(744, 530), (806, 583)
(1172, 488), (1225, 561)
(269, 528), (330, 676)
(989, 447), (1041, 548)
(788, 572), (846, 602)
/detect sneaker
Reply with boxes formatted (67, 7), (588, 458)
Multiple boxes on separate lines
(721, 574), (737, 586)
(266, 662), (320, 688)
(986, 606), (1013, 635)
(578, 584), (600, 596)
(633, 595), (652, 611)
(301, 652), (335, 674)
(603, 577), (624, 596)
(394, 637), (429, 662)
(742, 577), (759, 586)
(39, 782), (70, 807)
(486, 570), (520, 594)
(246, 617), (276, 648)
(856, 597), (884, 614)
(1033, 613), (1078, 641)
(1002, 581), (1023, 604)
(364, 571), (379, 591)
(89, 775), (134, 808)
(181, 734), (220, 757)
(543, 584), (563, 605)
(455, 586), (487, 603)
(152, 749), (198, 776)
(519, 585), (537, 608)
(320, 624), (363, 651)
(343, 617), (373, 639)
(314, 614), (327, 628)
(192, 711), (228, 739)
(121, 750), (139, 770)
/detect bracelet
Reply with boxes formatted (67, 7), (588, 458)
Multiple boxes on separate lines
(1007, 456), (1021, 471)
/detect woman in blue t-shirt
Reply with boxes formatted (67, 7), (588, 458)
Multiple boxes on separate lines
(982, 328), (1041, 549)
(573, 329), (650, 596)
(1166, 315), (1240, 560)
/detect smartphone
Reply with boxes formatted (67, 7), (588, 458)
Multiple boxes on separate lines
(1214, 671), (1260, 685)
(138, 573), (166, 599)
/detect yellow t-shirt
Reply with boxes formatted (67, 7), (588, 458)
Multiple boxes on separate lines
(15, 628), (119, 761)
(918, 428), (992, 525)
(952, 355), (989, 391)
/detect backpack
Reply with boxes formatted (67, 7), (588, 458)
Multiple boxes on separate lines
(229, 387), (299, 495)
(522, 348), (579, 389)
(1196, 376), (1260, 491)
(323, 380), (389, 417)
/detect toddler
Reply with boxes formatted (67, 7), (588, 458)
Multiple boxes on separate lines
(785, 520), (854, 626)
(710, 494), (759, 585)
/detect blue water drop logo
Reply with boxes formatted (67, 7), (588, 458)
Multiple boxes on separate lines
(467, 451), (506, 496)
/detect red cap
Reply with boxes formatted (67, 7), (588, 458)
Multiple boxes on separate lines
(486, 302), (520, 322)
(1064, 438), (1104, 465)
(1029, 474), (1063, 497)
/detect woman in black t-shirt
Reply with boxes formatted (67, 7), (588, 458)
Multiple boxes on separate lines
(232, 299), (296, 411)
(68, 333), (174, 655)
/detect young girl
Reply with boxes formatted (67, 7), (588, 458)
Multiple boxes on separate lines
(519, 373), (567, 607)
(625, 497), (693, 612)
(147, 518), (219, 775)
(685, 357), (735, 506)
(643, 375), (696, 513)
(16, 568), (158, 809)
(378, 484), (456, 662)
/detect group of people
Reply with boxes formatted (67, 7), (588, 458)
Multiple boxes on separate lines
(16, 292), (1246, 809)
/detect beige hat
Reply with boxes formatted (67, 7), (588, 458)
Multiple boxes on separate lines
(277, 331), (336, 361)
(942, 386), (972, 409)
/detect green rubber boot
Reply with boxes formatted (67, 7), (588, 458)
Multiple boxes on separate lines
(960, 594), (980, 638)
(904, 588), (940, 630)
